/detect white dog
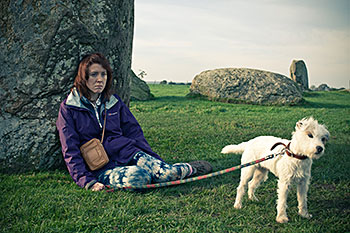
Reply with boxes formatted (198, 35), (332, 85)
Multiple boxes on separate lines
(221, 117), (329, 223)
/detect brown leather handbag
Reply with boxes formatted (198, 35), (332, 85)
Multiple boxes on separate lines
(80, 109), (109, 171)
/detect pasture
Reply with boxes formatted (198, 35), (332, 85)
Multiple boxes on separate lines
(1, 84), (349, 232)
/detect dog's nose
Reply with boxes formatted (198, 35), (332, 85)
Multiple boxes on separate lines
(316, 146), (323, 154)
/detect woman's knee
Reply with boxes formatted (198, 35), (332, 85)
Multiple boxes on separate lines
(101, 166), (152, 188)
(126, 166), (152, 186)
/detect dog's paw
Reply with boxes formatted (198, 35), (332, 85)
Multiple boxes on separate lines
(221, 145), (234, 154)
(299, 211), (312, 219)
(248, 193), (259, 202)
(234, 202), (242, 209)
(276, 215), (289, 223)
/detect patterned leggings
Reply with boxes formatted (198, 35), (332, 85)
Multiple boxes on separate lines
(97, 151), (192, 188)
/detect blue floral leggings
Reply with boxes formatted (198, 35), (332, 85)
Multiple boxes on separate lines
(97, 151), (192, 188)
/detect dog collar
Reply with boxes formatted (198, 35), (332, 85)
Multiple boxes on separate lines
(271, 142), (308, 160)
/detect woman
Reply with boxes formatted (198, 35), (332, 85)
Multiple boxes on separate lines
(56, 53), (212, 191)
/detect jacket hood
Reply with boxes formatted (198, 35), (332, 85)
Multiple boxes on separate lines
(66, 88), (119, 110)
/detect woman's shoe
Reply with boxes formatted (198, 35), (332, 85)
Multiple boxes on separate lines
(188, 160), (213, 177)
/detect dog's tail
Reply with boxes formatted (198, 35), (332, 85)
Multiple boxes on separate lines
(221, 142), (248, 154)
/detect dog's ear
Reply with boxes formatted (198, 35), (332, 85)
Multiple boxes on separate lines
(296, 117), (313, 130)
(322, 127), (330, 143)
(296, 119), (307, 130)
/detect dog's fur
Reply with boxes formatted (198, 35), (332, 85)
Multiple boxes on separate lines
(221, 117), (330, 223)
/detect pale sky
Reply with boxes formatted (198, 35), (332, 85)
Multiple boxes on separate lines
(131, 0), (350, 88)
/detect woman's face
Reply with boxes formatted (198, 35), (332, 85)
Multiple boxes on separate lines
(86, 63), (107, 98)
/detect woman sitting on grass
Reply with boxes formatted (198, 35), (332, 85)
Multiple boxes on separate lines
(56, 53), (212, 191)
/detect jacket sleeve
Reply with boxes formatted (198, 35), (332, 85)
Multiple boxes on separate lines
(119, 98), (163, 161)
(56, 103), (97, 189)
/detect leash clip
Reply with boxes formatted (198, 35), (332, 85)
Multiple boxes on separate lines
(276, 149), (286, 157)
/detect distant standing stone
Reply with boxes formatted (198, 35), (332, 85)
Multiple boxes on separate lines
(189, 68), (303, 105)
(290, 60), (309, 90)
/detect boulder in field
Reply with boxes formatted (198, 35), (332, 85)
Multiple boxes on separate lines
(130, 70), (154, 101)
(314, 84), (332, 91)
(189, 68), (303, 105)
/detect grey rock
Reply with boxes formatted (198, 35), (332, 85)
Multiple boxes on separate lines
(314, 84), (332, 91)
(0, 0), (134, 172)
(189, 68), (303, 105)
(311, 84), (346, 91)
(130, 70), (153, 101)
(290, 60), (309, 90)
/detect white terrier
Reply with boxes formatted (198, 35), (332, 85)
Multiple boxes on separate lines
(221, 117), (330, 223)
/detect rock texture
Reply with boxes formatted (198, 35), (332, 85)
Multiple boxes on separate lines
(290, 60), (309, 90)
(189, 68), (303, 105)
(0, 0), (134, 172)
(130, 70), (153, 101)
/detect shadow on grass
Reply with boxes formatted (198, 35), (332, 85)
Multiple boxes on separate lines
(314, 182), (350, 217)
(300, 101), (349, 109)
(317, 197), (350, 216)
(301, 91), (350, 109)
(149, 93), (350, 109)
(132, 96), (189, 103)
(154, 96), (189, 102)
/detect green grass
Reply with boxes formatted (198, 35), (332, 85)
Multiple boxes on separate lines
(1, 85), (349, 232)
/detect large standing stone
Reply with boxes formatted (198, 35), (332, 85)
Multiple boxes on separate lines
(189, 68), (303, 105)
(130, 70), (154, 101)
(290, 60), (309, 90)
(0, 0), (134, 172)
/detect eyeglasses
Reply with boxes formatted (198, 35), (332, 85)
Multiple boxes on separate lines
(89, 72), (107, 79)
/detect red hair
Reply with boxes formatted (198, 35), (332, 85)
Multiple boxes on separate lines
(73, 53), (113, 101)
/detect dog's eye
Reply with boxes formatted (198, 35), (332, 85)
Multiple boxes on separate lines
(322, 137), (327, 143)
(308, 133), (313, 138)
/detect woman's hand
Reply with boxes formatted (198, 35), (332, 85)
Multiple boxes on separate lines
(91, 182), (105, 191)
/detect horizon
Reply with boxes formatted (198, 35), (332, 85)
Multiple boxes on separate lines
(131, 0), (350, 89)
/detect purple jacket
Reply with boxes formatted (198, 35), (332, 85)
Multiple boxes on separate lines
(56, 88), (162, 189)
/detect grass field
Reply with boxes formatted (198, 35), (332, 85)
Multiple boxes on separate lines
(1, 84), (349, 232)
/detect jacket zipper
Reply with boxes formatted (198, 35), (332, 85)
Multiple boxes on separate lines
(92, 103), (102, 128)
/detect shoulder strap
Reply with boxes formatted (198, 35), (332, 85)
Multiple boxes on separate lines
(101, 107), (107, 143)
